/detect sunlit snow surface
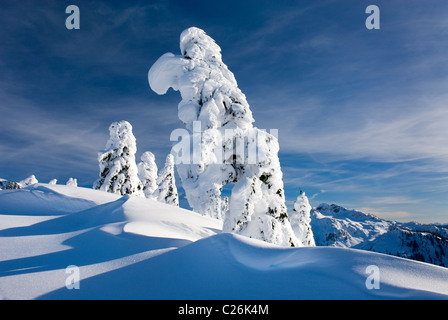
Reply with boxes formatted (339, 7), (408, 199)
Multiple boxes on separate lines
(1, 184), (447, 299)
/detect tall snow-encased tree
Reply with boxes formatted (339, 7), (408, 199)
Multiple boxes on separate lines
(290, 191), (316, 246)
(148, 27), (299, 246)
(154, 154), (179, 206)
(93, 120), (144, 197)
(137, 151), (158, 199)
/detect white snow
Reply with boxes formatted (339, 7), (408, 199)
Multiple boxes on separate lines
(19, 174), (38, 187)
(147, 52), (188, 96)
(1, 184), (447, 300)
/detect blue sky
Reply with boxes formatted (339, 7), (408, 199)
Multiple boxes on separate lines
(1, 0), (447, 223)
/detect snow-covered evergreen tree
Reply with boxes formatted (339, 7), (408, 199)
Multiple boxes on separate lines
(48, 179), (57, 185)
(19, 175), (38, 187)
(148, 27), (299, 246)
(290, 191), (316, 246)
(66, 178), (78, 187)
(0, 179), (21, 190)
(154, 154), (178, 206)
(93, 120), (144, 197)
(137, 151), (158, 199)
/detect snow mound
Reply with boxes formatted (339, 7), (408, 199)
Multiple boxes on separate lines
(0, 184), (99, 216)
(1, 186), (447, 300)
(41, 233), (448, 300)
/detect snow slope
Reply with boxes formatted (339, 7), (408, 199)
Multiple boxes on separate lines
(1, 185), (448, 300)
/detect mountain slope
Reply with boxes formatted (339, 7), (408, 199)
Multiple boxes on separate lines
(1, 185), (448, 299)
(311, 204), (448, 268)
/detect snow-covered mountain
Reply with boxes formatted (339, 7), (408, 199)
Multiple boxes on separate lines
(311, 203), (448, 268)
(1, 184), (448, 299)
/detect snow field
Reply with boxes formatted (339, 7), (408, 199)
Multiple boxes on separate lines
(1, 184), (447, 299)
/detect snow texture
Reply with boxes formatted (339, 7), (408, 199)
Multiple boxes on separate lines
(137, 151), (158, 199)
(148, 27), (298, 247)
(93, 121), (144, 197)
(1, 184), (447, 300)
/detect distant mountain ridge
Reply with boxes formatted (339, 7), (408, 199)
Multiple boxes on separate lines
(310, 203), (448, 268)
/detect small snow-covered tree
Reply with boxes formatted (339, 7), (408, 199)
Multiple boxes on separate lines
(290, 191), (316, 246)
(19, 175), (38, 187)
(137, 151), (158, 199)
(154, 154), (178, 206)
(66, 178), (78, 187)
(48, 179), (57, 185)
(0, 179), (21, 190)
(93, 120), (144, 197)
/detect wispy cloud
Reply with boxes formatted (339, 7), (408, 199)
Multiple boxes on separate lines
(358, 207), (411, 221)
(0, 88), (179, 184)
(368, 196), (424, 206)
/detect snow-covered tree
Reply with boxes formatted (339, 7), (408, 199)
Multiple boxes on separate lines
(66, 178), (78, 187)
(93, 120), (144, 197)
(148, 27), (299, 246)
(0, 179), (21, 190)
(154, 154), (178, 206)
(19, 175), (38, 187)
(137, 151), (158, 199)
(48, 179), (57, 185)
(290, 191), (316, 246)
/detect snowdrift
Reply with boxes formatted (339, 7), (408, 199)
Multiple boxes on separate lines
(1, 184), (447, 300)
